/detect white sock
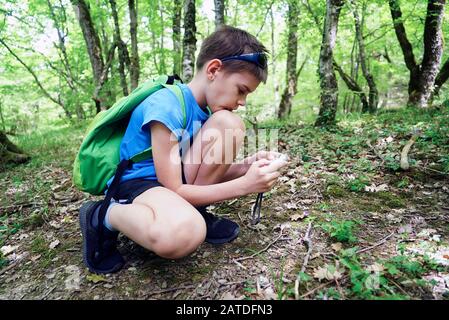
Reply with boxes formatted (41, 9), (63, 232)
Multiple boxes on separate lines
(103, 200), (120, 232)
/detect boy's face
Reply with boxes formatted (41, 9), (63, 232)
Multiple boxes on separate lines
(205, 64), (261, 113)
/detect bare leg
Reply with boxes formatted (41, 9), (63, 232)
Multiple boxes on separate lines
(183, 110), (245, 186)
(108, 186), (206, 259)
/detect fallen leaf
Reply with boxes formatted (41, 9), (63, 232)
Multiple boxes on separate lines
(331, 243), (343, 252)
(366, 262), (385, 273)
(364, 183), (389, 193)
(313, 264), (344, 281)
(86, 274), (107, 284)
(290, 212), (308, 221)
(49, 240), (60, 249)
(1, 245), (19, 256)
(285, 202), (298, 210)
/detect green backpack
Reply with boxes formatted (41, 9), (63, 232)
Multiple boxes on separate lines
(73, 75), (186, 196)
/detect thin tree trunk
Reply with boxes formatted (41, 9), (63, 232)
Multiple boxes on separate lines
(278, 0), (300, 119)
(159, 1), (166, 75)
(182, 0), (197, 83)
(432, 58), (449, 99)
(0, 99), (5, 132)
(172, 0), (182, 76)
(109, 0), (130, 96)
(315, 0), (345, 128)
(214, 0), (225, 29)
(71, 0), (114, 111)
(271, 6), (280, 111)
(389, 0), (446, 108)
(352, 0), (378, 113)
(129, 0), (139, 90)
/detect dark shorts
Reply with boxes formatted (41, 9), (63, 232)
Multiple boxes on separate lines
(113, 178), (163, 204)
(111, 164), (188, 204)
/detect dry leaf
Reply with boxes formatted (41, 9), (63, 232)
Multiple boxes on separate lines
(313, 264), (344, 281)
(49, 240), (60, 249)
(290, 211), (309, 221)
(0, 245), (19, 256)
(366, 262), (385, 273)
(364, 183), (389, 193)
(331, 243), (343, 252)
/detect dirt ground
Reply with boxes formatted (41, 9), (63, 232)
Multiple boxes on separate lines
(1, 124), (448, 300)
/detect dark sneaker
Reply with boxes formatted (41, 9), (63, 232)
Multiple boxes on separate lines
(196, 206), (240, 244)
(79, 201), (125, 274)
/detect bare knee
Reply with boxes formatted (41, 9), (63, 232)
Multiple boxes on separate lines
(149, 212), (206, 259)
(209, 110), (246, 133)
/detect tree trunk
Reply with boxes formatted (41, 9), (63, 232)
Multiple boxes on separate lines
(172, 0), (182, 76)
(158, 1), (167, 75)
(278, 0), (300, 119)
(46, 0), (83, 118)
(129, 0), (139, 90)
(109, 0), (130, 96)
(414, 0), (446, 107)
(0, 131), (30, 167)
(214, 0), (225, 29)
(71, 0), (115, 111)
(315, 0), (345, 128)
(389, 0), (446, 108)
(432, 58), (449, 98)
(270, 7), (280, 110)
(352, 0), (378, 113)
(182, 0), (197, 83)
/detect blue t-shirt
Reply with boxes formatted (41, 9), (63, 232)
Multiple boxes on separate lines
(107, 84), (211, 187)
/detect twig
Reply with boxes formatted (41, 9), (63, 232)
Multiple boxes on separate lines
(356, 232), (394, 255)
(415, 165), (449, 176)
(41, 286), (57, 300)
(233, 230), (284, 263)
(389, 278), (409, 296)
(335, 278), (345, 299)
(147, 285), (196, 296)
(295, 222), (313, 300)
(233, 259), (247, 270)
(300, 276), (350, 299)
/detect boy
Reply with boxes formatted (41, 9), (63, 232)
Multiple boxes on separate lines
(79, 25), (288, 274)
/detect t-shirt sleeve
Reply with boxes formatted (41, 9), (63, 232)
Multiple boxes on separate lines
(141, 88), (185, 141)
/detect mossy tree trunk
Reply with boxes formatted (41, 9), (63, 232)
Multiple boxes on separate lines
(0, 131), (30, 167)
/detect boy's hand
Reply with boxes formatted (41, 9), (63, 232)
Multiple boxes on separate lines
(240, 156), (288, 194)
(244, 150), (283, 165)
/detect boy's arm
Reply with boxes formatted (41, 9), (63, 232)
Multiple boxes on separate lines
(220, 150), (282, 182)
(220, 162), (250, 182)
(150, 121), (248, 206)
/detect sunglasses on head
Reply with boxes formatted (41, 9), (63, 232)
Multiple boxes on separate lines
(221, 52), (268, 69)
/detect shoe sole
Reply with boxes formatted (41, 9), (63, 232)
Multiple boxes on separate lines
(205, 225), (240, 245)
(79, 200), (123, 274)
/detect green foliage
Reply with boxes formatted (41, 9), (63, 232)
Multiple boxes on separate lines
(321, 219), (359, 243)
(346, 175), (370, 192)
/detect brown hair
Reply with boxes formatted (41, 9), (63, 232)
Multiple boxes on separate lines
(196, 25), (269, 83)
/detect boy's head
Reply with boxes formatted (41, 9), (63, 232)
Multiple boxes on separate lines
(194, 25), (269, 112)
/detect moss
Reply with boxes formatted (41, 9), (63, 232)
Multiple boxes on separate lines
(372, 192), (406, 208)
(324, 185), (347, 198)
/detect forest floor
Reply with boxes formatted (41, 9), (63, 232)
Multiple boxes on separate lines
(1, 106), (448, 300)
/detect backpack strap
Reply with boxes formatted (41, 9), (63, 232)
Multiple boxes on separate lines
(129, 81), (187, 163)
